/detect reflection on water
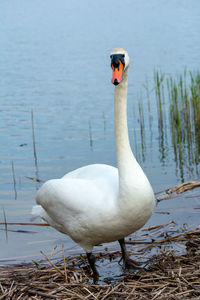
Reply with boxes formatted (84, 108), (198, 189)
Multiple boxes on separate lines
(0, 0), (200, 264)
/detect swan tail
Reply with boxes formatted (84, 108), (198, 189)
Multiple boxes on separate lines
(31, 205), (64, 233)
(31, 205), (46, 221)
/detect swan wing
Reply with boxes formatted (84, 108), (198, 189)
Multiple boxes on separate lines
(35, 164), (119, 235)
(62, 163), (117, 181)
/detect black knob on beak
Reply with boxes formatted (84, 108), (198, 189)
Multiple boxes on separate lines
(113, 79), (119, 86)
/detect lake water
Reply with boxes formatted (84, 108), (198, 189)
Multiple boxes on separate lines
(0, 0), (200, 266)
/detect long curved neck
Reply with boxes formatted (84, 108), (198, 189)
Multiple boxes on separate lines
(114, 70), (138, 179)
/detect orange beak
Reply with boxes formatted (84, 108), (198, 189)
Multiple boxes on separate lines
(111, 61), (124, 85)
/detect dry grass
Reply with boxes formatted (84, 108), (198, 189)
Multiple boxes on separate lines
(0, 228), (199, 300)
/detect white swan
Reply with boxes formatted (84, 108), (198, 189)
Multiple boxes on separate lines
(32, 48), (155, 280)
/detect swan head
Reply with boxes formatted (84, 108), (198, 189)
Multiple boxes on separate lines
(110, 48), (130, 86)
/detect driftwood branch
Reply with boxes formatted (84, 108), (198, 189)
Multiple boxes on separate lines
(156, 180), (200, 201)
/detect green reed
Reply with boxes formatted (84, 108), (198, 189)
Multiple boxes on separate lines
(88, 120), (93, 149)
(154, 70), (165, 132)
(3, 208), (8, 241)
(11, 161), (17, 200)
(154, 70), (168, 163)
(102, 111), (106, 135)
(31, 109), (39, 177)
(137, 69), (200, 180)
(160, 70), (200, 177)
(138, 98), (145, 161)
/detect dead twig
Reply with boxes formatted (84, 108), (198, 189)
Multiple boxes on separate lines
(0, 222), (50, 226)
(156, 180), (200, 201)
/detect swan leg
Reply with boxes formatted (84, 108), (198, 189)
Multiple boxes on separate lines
(118, 238), (141, 270)
(86, 252), (99, 282)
